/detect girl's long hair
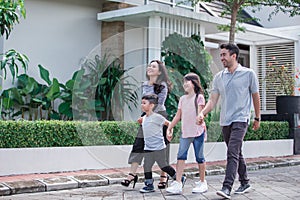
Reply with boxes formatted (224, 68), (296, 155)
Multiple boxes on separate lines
(184, 73), (204, 95)
(146, 60), (172, 94)
(184, 73), (204, 115)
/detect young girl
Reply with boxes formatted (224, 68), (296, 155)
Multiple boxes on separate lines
(121, 60), (172, 189)
(166, 73), (208, 194)
(138, 94), (177, 193)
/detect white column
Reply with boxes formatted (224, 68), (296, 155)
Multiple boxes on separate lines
(249, 45), (257, 72)
(294, 40), (300, 96)
(148, 15), (161, 62)
(260, 46), (267, 111)
(199, 23), (205, 41)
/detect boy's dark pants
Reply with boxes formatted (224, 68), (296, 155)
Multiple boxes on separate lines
(144, 148), (175, 180)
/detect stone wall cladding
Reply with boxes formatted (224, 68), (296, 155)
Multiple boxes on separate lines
(101, 2), (135, 65)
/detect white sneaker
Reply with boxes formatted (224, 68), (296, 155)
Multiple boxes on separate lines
(192, 180), (208, 193)
(166, 181), (182, 194)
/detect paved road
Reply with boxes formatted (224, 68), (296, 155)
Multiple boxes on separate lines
(1, 165), (299, 200)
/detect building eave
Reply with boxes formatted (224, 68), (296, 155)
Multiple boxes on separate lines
(97, 4), (299, 45)
(97, 4), (228, 25)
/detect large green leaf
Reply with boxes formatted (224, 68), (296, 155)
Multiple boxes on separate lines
(2, 97), (14, 109)
(65, 79), (74, 90)
(38, 64), (51, 85)
(58, 102), (73, 118)
(10, 87), (24, 104)
(22, 77), (37, 94)
(17, 74), (29, 87)
(46, 78), (60, 100)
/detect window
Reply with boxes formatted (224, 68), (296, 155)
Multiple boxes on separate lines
(257, 43), (295, 112)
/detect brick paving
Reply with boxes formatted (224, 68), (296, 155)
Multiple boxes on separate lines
(0, 155), (300, 197)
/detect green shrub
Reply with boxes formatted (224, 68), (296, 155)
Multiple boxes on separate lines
(206, 121), (289, 142)
(0, 120), (138, 148)
(0, 120), (290, 148)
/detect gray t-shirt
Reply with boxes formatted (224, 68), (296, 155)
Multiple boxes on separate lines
(142, 112), (166, 151)
(211, 65), (259, 126)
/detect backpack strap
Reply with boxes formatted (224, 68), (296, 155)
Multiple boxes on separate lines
(194, 93), (199, 115)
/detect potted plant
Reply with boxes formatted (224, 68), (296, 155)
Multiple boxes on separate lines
(267, 56), (300, 114)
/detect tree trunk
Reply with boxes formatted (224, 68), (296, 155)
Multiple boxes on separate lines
(229, 2), (239, 44)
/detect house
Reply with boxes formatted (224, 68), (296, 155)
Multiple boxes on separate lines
(1, 0), (300, 118)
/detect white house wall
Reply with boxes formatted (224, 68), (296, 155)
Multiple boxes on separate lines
(3, 0), (102, 87)
(123, 25), (147, 121)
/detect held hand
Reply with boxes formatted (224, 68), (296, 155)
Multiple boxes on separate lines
(197, 112), (205, 125)
(252, 120), (260, 131)
(166, 129), (173, 142)
(137, 117), (142, 124)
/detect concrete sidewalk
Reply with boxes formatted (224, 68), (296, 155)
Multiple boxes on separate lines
(0, 155), (300, 197)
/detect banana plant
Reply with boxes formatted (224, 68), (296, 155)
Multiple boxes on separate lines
(70, 68), (101, 121)
(80, 55), (139, 120)
(0, 55), (139, 121)
(16, 74), (42, 120)
(13, 65), (61, 120)
(0, 87), (23, 119)
(0, 0), (26, 39)
(0, 49), (29, 83)
(32, 65), (61, 120)
(58, 69), (85, 120)
(0, 0), (28, 120)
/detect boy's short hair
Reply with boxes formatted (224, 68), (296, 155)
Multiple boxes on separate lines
(142, 94), (158, 105)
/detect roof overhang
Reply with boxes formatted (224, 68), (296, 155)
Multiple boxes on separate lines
(97, 4), (300, 46)
(206, 24), (300, 46)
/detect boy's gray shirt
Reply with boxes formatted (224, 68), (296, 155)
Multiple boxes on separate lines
(142, 112), (166, 151)
(211, 65), (259, 126)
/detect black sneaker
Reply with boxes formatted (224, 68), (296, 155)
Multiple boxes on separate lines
(216, 187), (231, 199)
(139, 184), (155, 193)
(234, 183), (251, 194)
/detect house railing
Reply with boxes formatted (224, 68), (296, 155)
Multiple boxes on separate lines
(145, 0), (194, 10)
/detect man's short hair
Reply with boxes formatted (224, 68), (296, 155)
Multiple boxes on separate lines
(220, 43), (240, 60)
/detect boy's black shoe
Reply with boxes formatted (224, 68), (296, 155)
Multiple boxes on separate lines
(140, 183), (155, 193)
(234, 183), (251, 194)
(216, 187), (231, 199)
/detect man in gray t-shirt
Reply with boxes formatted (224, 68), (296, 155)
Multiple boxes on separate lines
(198, 43), (260, 199)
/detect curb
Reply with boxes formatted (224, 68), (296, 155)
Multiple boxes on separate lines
(1, 157), (300, 196)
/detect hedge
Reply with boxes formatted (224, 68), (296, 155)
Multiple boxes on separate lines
(206, 121), (290, 142)
(0, 120), (290, 148)
(0, 120), (139, 148)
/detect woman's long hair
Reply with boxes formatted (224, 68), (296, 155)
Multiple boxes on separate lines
(146, 60), (172, 94)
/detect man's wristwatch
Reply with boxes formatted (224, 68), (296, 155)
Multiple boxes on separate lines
(254, 117), (260, 122)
